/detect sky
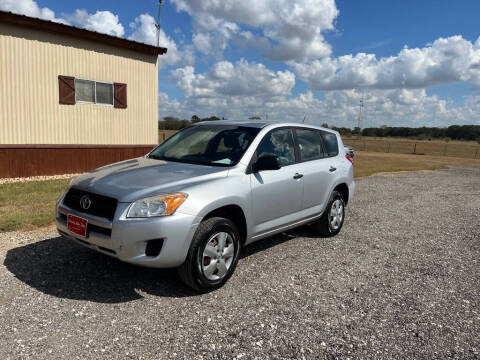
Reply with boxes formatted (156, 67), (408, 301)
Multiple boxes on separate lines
(1, 0), (480, 128)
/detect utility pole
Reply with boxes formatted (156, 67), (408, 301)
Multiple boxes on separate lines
(357, 92), (365, 130)
(155, 0), (163, 47)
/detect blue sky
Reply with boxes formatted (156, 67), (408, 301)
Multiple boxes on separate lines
(2, 0), (480, 127)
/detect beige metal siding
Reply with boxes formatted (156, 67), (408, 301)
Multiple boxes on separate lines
(0, 23), (158, 145)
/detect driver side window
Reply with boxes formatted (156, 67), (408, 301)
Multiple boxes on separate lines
(256, 128), (295, 167)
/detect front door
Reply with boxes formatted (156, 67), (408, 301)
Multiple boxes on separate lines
(250, 128), (303, 236)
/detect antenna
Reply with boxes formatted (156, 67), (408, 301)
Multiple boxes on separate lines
(155, 0), (163, 47)
(357, 92), (365, 130)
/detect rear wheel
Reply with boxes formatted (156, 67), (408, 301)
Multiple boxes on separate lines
(311, 190), (345, 237)
(178, 217), (240, 292)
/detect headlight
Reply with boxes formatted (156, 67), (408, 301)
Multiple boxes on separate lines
(127, 193), (187, 218)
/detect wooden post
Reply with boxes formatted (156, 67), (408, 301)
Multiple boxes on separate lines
(475, 148), (479, 159)
(413, 143), (417, 154)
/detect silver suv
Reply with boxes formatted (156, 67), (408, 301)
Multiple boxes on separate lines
(56, 121), (355, 291)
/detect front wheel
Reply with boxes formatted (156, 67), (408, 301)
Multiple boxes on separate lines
(311, 190), (345, 237)
(178, 217), (241, 292)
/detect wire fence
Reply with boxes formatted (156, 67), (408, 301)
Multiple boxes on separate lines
(344, 139), (480, 159)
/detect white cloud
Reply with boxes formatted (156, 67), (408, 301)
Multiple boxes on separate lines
(292, 36), (480, 90)
(171, 0), (338, 61)
(0, 0), (67, 23)
(158, 92), (183, 119)
(162, 60), (480, 127)
(192, 32), (212, 55)
(1, 1), (123, 36)
(171, 59), (295, 98)
(129, 13), (194, 68)
(65, 9), (124, 37)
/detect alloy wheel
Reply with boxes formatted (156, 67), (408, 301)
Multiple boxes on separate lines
(201, 232), (235, 281)
(329, 199), (344, 230)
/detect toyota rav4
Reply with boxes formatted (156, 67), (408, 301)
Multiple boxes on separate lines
(56, 121), (355, 291)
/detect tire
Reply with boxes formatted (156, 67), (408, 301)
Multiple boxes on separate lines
(311, 190), (345, 237)
(178, 217), (241, 292)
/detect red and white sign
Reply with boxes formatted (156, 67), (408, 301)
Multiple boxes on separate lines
(67, 214), (88, 237)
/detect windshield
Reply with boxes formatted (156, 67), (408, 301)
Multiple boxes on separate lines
(148, 125), (260, 167)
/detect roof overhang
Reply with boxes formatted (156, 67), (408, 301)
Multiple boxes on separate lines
(0, 10), (167, 56)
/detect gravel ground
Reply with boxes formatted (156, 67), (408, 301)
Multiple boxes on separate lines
(0, 174), (79, 185)
(0, 167), (479, 359)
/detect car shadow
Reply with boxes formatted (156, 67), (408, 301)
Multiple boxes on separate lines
(3, 225), (318, 303)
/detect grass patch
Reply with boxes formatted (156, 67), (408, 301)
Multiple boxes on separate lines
(1, 151), (480, 232)
(0, 179), (70, 232)
(354, 151), (480, 178)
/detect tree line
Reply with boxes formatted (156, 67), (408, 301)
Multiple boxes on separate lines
(326, 125), (480, 142)
(159, 117), (480, 142)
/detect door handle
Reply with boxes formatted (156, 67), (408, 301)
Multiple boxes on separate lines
(293, 172), (303, 180)
(329, 166), (337, 172)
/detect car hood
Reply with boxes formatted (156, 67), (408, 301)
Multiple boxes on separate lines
(70, 157), (229, 202)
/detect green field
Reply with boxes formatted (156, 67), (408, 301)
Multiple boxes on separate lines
(0, 178), (70, 232)
(1, 151), (480, 232)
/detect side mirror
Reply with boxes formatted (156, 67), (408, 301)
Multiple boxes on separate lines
(252, 154), (281, 172)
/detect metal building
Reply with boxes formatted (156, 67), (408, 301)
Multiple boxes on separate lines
(0, 11), (167, 178)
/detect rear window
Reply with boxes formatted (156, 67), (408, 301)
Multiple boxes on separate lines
(321, 132), (339, 157)
(295, 128), (326, 161)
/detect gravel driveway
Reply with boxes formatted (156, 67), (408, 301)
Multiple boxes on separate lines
(1, 167), (479, 359)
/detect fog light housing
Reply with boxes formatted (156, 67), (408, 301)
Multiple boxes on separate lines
(145, 239), (164, 257)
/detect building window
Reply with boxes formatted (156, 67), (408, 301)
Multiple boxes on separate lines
(96, 82), (114, 105)
(75, 79), (113, 105)
(59, 75), (127, 108)
(75, 79), (95, 103)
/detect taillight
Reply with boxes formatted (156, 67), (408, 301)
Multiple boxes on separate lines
(346, 154), (353, 164)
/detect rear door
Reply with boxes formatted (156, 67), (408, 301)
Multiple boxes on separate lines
(294, 128), (332, 216)
(250, 127), (304, 235)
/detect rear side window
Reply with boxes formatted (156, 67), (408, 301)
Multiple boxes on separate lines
(295, 128), (326, 161)
(321, 132), (339, 157)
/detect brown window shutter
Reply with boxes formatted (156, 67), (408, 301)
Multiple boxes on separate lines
(58, 75), (75, 105)
(114, 83), (127, 109)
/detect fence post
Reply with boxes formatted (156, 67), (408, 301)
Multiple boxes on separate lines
(386, 143), (390, 153)
(413, 143), (417, 154)
(475, 148), (479, 159)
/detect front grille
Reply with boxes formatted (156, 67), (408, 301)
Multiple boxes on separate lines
(63, 188), (118, 220)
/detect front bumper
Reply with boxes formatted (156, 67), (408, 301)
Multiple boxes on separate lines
(56, 201), (201, 268)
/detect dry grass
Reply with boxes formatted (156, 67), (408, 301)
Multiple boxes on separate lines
(354, 151), (480, 178)
(1, 151), (480, 232)
(345, 137), (480, 159)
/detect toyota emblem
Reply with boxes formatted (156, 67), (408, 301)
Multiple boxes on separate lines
(79, 195), (92, 210)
